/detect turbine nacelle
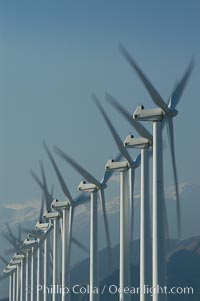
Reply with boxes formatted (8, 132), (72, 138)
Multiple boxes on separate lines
(13, 254), (25, 260)
(78, 180), (100, 192)
(124, 134), (151, 149)
(4, 265), (17, 272)
(51, 199), (71, 210)
(133, 105), (178, 121)
(35, 221), (49, 231)
(23, 238), (38, 247)
(10, 259), (21, 266)
(3, 267), (15, 274)
(134, 105), (163, 121)
(43, 211), (60, 220)
(105, 159), (129, 172)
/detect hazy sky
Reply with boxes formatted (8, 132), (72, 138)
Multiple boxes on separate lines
(0, 0), (200, 205)
(0, 1), (200, 298)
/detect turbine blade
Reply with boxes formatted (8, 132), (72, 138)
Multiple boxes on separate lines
(22, 228), (31, 235)
(70, 206), (75, 228)
(50, 246), (53, 264)
(39, 194), (45, 223)
(106, 92), (153, 142)
(101, 153), (122, 184)
(33, 226), (53, 255)
(39, 227), (52, 245)
(30, 168), (51, 212)
(166, 118), (181, 239)
(71, 237), (89, 253)
(22, 228), (42, 238)
(163, 195), (170, 245)
(74, 193), (90, 207)
(4, 223), (18, 250)
(169, 58), (195, 109)
(39, 161), (52, 212)
(1, 231), (17, 248)
(51, 185), (54, 197)
(119, 43), (169, 113)
(134, 153), (141, 168)
(0, 255), (9, 266)
(30, 169), (44, 191)
(5, 248), (17, 255)
(99, 189), (112, 272)
(43, 142), (74, 204)
(18, 224), (21, 247)
(93, 94), (135, 167)
(54, 147), (101, 187)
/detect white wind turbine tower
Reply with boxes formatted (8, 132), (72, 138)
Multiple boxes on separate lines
(54, 146), (118, 301)
(106, 93), (153, 301)
(125, 136), (152, 301)
(93, 95), (141, 301)
(43, 142), (88, 301)
(119, 43), (194, 301)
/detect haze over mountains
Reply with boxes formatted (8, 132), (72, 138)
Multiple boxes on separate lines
(0, 182), (200, 298)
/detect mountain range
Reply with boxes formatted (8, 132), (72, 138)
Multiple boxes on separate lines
(0, 182), (200, 299)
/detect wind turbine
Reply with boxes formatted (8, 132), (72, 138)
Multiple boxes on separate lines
(125, 135), (152, 301)
(119, 42), (194, 240)
(53, 148), (121, 269)
(118, 43), (194, 301)
(105, 92), (153, 301)
(53, 149), (99, 301)
(43, 142), (90, 301)
(92, 95), (141, 301)
(54, 146), (119, 301)
(93, 94), (141, 246)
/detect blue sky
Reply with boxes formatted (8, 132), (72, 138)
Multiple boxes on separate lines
(0, 1), (200, 298)
(0, 0), (199, 208)
(0, 1), (200, 220)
